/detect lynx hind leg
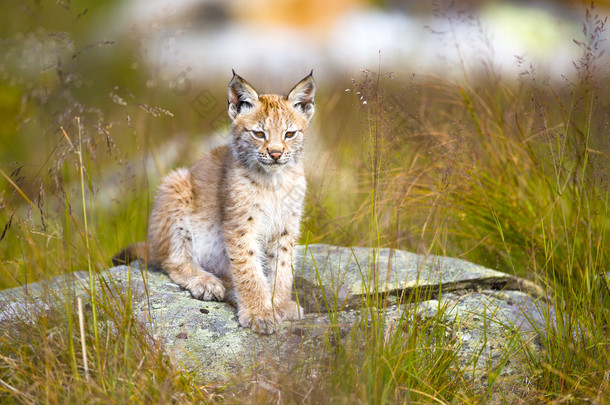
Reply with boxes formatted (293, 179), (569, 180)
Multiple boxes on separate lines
(165, 261), (226, 301)
(149, 168), (225, 301)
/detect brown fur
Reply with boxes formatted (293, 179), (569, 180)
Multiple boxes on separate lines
(113, 72), (315, 334)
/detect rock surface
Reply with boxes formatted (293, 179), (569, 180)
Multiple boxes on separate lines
(0, 244), (554, 394)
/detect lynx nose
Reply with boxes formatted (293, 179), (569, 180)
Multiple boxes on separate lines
(269, 150), (283, 160)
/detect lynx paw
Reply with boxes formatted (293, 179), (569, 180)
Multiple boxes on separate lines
(188, 274), (225, 301)
(238, 307), (277, 334)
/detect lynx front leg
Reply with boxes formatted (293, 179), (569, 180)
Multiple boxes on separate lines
(225, 223), (277, 334)
(267, 228), (304, 321)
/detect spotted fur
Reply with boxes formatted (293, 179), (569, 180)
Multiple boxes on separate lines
(113, 72), (315, 334)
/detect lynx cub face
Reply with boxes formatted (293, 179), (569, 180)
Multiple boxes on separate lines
(113, 72), (315, 334)
(228, 73), (314, 175)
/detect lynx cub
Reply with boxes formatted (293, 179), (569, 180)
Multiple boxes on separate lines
(113, 72), (315, 334)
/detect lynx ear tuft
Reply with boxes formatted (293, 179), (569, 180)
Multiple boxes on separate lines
(287, 72), (316, 121)
(228, 72), (259, 121)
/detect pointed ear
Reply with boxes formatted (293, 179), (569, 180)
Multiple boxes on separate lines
(227, 71), (259, 121)
(287, 71), (315, 121)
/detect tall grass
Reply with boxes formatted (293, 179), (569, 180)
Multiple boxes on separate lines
(1, 1), (609, 403)
(295, 4), (609, 402)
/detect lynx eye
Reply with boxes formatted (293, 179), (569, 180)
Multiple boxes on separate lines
(252, 131), (266, 140)
(284, 131), (297, 140)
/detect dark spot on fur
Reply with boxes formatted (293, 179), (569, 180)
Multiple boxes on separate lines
(280, 245), (288, 252)
(281, 261), (286, 267)
(247, 216), (253, 221)
(240, 231), (245, 236)
(248, 250), (255, 255)
(267, 252), (275, 259)
(281, 229), (289, 236)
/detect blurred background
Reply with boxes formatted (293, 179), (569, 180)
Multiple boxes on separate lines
(2, 0), (608, 162)
(114, 0), (605, 80)
(0, 0), (609, 286)
(1, 0), (608, 158)
(2, 0), (606, 85)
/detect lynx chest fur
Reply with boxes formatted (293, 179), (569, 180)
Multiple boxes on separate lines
(115, 72), (315, 334)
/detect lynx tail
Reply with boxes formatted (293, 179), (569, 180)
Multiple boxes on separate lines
(111, 242), (147, 266)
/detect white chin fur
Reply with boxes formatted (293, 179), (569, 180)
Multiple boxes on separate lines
(260, 162), (286, 173)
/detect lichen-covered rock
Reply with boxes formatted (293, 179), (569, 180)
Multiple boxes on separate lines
(0, 244), (554, 393)
(293, 245), (544, 313)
